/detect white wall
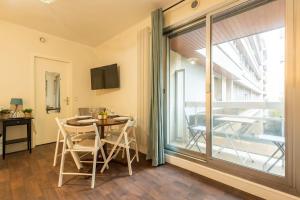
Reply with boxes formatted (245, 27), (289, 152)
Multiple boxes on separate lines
(92, 18), (150, 116)
(92, 18), (151, 153)
(0, 20), (98, 152)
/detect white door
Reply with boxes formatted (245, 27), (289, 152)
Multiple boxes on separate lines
(35, 57), (72, 145)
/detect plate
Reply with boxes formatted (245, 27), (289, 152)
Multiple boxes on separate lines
(114, 116), (130, 121)
(77, 115), (92, 119)
(108, 114), (119, 117)
(77, 119), (98, 123)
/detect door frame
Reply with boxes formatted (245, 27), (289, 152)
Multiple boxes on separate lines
(31, 54), (73, 147)
(165, 17), (208, 160)
(174, 69), (185, 140)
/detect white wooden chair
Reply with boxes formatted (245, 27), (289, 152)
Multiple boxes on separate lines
(53, 116), (96, 168)
(53, 116), (81, 168)
(100, 119), (139, 176)
(55, 118), (107, 189)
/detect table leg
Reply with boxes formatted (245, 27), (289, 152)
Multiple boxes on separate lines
(27, 122), (32, 153)
(2, 124), (6, 160)
(99, 126), (107, 154)
(264, 142), (285, 172)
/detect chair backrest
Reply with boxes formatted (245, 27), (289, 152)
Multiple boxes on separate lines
(78, 107), (105, 116)
(63, 123), (99, 137)
(184, 108), (192, 127)
(55, 117), (74, 148)
(116, 119), (135, 140)
(59, 116), (78, 124)
(78, 108), (90, 116)
(184, 107), (205, 127)
(55, 117), (99, 148)
(127, 119), (136, 128)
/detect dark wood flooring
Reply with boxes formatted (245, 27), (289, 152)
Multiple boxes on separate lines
(0, 144), (263, 200)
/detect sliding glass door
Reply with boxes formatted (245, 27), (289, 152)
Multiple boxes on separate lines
(166, 20), (207, 157)
(166, 0), (286, 177)
(210, 0), (285, 176)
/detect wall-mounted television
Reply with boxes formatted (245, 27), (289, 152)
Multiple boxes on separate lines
(90, 64), (119, 90)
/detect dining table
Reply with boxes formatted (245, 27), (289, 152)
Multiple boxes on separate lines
(66, 116), (128, 161)
(66, 116), (128, 139)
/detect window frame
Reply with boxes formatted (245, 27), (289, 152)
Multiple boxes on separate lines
(164, 18), (208, 160)
(163, 0), (296, 195)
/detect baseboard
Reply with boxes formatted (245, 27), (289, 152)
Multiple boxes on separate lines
(166, 154), (300, 200)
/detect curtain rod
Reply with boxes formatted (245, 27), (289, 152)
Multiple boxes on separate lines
(163, 0), (186, 12)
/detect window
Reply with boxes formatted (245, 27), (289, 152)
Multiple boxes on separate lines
(165, 0), (287, 183)
(45, 71), (61, 113)
(211, 0), (285, 176)
(167, 21), (207, 156)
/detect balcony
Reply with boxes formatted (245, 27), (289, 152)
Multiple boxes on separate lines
(169, 101), (285, 176)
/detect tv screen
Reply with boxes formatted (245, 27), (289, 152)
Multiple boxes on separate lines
(90, 64), (119, 90)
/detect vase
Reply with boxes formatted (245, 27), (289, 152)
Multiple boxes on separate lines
(24, 113), (31, 118)
(98, 114), (107, 120)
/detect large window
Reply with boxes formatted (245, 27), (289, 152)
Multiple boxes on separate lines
(210, 0), (285, 176)
(166, 0), (286, 178)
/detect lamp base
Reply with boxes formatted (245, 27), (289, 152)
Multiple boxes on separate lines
(11, 111), (22, 118)
(11, 111), (17, 118)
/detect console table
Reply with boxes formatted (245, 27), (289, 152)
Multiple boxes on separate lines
(1, 118), (33, 159)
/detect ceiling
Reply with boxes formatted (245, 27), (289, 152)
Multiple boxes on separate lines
(170, 0), (285, 65)
(170, 0), (284, 79)
(0, 0), (177, 46)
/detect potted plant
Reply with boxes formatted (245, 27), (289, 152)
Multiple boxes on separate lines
(23, 108), (33, 118)
(0, 109), (11, 119)
(98, 111), (108, 120)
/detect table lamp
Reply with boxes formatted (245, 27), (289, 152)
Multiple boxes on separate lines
(10, 98), (23, 118)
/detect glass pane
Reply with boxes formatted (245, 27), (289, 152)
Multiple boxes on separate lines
(209, 0), (285, 176)
(45, 71), (61, 113)
(168, 22), (206, 155)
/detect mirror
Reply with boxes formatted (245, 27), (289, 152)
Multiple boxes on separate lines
(45, 71), (61, 113)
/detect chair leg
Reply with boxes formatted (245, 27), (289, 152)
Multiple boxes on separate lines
(99, 142), (109, 169)
(53, 130), (61, 167)
(123, 132), (132, 175)
(135, 141), (139, 162)
(58, 142), (66, 187)
(101, 144), (118, 173)
(91, 150), (97, 189)
(122, 148), (125, 159)
(113, 146), (122, 159)
(132, 128), (139, 162)
(125, 146), (132, 176)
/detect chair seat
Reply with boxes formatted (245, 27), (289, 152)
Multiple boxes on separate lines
(59, 132), (96, 143)
(72, 132), (96, 141)
(72, 139), (98, 151)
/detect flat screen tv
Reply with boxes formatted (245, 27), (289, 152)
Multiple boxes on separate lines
(90, 64), (119, 90)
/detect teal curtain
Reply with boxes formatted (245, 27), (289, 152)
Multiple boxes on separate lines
(147, 8), (165, 166)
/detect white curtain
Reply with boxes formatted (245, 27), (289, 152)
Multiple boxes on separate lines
(137, 27), (151, 154)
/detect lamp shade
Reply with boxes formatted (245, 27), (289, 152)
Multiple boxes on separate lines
(10, 98), (23, 105)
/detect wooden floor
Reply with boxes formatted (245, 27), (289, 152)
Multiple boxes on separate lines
(0, 144), (263, 200)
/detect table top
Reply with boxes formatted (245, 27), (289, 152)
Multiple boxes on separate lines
(66, 117), (127, 127)
(0, 117), (33, 122)
(215, 117), (256, 124)
(258, 134), (285, 143)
